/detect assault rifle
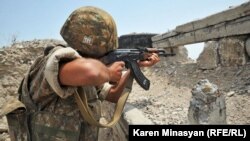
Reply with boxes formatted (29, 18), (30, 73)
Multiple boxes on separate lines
(101, 47), (175, 90)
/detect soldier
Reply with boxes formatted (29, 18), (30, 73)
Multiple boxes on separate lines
(4, 6), (160, 141)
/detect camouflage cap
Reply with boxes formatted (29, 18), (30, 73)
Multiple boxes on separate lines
(60, 6), (118, 58)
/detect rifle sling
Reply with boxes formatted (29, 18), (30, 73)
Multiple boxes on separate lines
(74, 88), (130, 128)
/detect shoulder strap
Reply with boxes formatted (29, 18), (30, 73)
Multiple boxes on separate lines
(74, 88), (130, 128)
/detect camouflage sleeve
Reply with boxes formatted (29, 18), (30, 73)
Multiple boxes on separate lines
(97, 82), (113, 101)
(96, 70), (134, 101)
(44, 47), (81, 99)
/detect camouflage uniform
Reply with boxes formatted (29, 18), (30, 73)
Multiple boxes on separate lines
(4, 6), (122, 141)
(15, 44), (112, 141)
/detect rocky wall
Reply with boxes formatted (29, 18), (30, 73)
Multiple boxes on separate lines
(197, 36), (250, 70)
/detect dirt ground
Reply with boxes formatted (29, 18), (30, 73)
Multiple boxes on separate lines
(127, 61), (250, 125)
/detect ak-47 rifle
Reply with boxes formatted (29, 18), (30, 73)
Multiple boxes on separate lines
(101, 47), (175, 90)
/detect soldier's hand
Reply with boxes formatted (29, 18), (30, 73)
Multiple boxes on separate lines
(138, 53), (160, 67)
(108, 61), (125, 84)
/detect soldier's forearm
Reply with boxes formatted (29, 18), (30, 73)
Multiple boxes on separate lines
(59, 58), (110, 86)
